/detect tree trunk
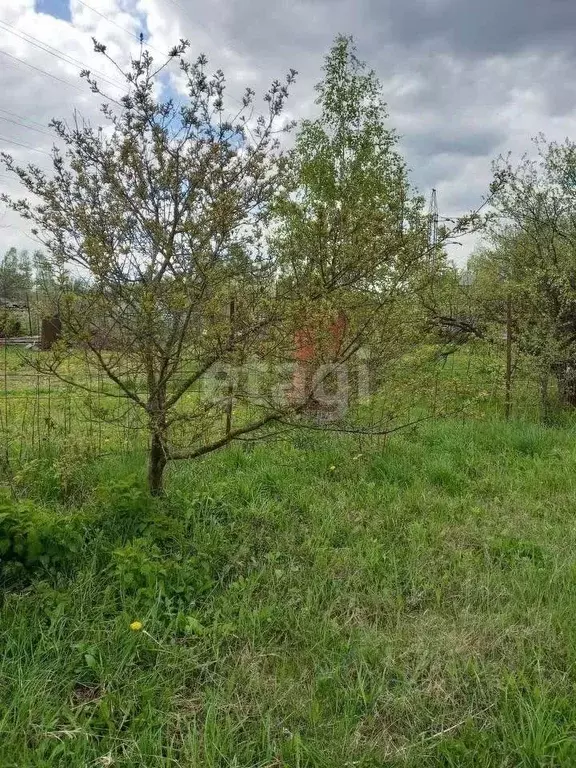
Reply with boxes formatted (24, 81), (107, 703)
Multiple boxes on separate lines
(147, 379), (168, 496)
(552, 360), (576, 408)
(148, 428), (167, 496)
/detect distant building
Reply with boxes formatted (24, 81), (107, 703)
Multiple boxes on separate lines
(0, 296), (26, 310)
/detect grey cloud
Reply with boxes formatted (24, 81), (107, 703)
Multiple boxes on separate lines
(403, 128), (506, 158)
(193, 0), (576, 67)
(3, 0), (576, 266)
(371, 0), (576, 59)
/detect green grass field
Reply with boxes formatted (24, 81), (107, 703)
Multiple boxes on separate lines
(3, 416), (576, 766)
(0, 339), (546, 470)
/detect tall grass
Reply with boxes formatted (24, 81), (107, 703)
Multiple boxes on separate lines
(2, 419), (576, 765)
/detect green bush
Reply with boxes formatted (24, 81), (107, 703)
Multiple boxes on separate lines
(0, 478), (195, 588)
(0, 493), (85, 579)
(0, 309), (21, 338)
(93, 477), (153, 541)
(13, 454), (95, 503)
(113, 537), (214, 607)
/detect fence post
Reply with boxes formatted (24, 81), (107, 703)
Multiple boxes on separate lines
(505, 293), (513, 421)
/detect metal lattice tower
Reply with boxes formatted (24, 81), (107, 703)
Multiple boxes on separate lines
(428, 188), (439, 268)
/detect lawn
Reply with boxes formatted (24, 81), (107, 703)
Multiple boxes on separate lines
(2, 418), (576, 765)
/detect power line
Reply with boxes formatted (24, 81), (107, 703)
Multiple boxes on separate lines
(0, 107), (49, 131)
(76, 0), (256, 108)
(0, 115), (53, 139)
(0, 18), (126, 91)
(0, 47), (123, 106)
(0, 135), (52, 156)
(0, 10), (257, 150)
(74, 0), (166, 57)
(0, 48), (85, 92)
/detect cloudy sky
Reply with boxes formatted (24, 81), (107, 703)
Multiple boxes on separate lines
(1, 0), (576, 263)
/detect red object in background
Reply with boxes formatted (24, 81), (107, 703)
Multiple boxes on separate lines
(329, 310), (347, 357)
(291, 311), (347, 405)
(294, 327), (316, 363)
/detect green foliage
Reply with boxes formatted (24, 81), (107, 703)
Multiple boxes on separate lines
(467, 137), (576, 408)
(0, 492), (84, 578)
(93, 477), (154, 540)
(0, 247), (33, 303)
(13, 454), (96, 503)
(272, 36), (429, 356)
(0, 35), (450, 495)
(1, 38), (300, 495)
(2, 29), (576, 768)
(113, 537), (214, 607)
(0, 308), (21, 338)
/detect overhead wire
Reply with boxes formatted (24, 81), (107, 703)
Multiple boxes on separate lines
(0, 45), (124, 106)
(0, 114), (53, 139)
(0, 18), (126, 91)
(0, 47), (87, 92)
(74, 0), (167, 57)
(76, 0), (251, 109)
(0, 135), (52, 156)
(0, 107), (52, 131)
(0, 1), (263, 163)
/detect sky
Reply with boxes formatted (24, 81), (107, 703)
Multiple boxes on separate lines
(1, 0), (576, 264)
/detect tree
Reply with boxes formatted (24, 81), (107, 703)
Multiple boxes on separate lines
(2, 39), (302, 494)
(1, 36), (452, 494)
(270, 36), (431, 416)
(486, 138), (576, 408)
(0, 247), (34, 337)
(0, 247), (32, 303)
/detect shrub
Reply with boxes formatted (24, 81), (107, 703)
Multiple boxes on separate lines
(113, 537), (214, 608)
(0, 309), (21, 338)
(13, 454), (95, 504)
(0, 492), (85, 580)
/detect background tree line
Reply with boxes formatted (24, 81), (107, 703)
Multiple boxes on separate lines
(0, 247), (70, 336)
(429, 138), (576, 420)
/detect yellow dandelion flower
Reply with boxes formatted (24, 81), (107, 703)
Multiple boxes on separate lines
(329, 465), (336, 471)
(130, 621), (143, 631)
